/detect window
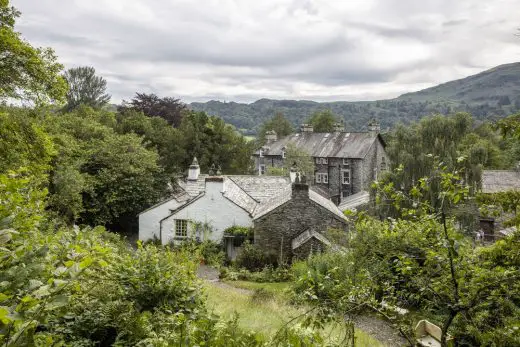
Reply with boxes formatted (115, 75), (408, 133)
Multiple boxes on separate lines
(259, 149), (264, 157)
(315, 157), (328, 164)
(282, 151), (286, 159)
(342, 191), (349, 198)
(342, 169), (351, 184)
(343, 158), (349, 166)
(381, 157), (387, 171)
(259, 164), (266, 175)
(316, 173), (328, 184)
(175, 219), (188, 237)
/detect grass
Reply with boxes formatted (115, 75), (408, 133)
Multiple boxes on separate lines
(203, 281), (383, 346)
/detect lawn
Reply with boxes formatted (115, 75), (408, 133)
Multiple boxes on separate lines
(203, 281), (383, 346)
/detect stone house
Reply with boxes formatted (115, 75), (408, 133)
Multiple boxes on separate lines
(253, 122), (389, 205)
(138, 158), (348, 259)
(253, 177), (348, 260)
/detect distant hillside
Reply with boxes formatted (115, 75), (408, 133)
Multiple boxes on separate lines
(190, 63), (520, 134)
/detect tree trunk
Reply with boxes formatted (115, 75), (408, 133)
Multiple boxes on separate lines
(441, 310), (457, 347)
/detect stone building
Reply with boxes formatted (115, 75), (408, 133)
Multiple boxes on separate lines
(253, 122), (389, 205)
(253, 176), (348, 261)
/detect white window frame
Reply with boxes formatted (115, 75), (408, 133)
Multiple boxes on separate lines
(343, 158), (349, 166)
(342, 169), (351, 185)
(175, 219), (188, 238)
(315, 157), (320, 164)
(282, 151), (286, 159)
(315, 157), (328, 165)
(259, 149), (264, 158)
(259, 164), (266, 175)
(316, 173), (328, 184)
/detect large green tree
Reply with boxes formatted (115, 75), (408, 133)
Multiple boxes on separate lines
(0, 0), (67, 104)
(119, 92), (186, 127)
(258, 112), (293, 143)
(63, 66), (111, 111)
(307, 109), (338, 132)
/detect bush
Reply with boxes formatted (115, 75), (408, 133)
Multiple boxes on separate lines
(220, 265), (293, 283)
(235, 241), (278, 271)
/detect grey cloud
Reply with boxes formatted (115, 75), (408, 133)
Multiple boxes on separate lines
(12, 0), (520, 103)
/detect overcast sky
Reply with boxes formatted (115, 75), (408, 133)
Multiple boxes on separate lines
(13, 0), (520, 103)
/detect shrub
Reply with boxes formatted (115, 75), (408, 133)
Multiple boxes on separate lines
(235, 241), (278, 271)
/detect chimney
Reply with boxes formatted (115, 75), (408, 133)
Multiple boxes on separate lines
(333, 121), (344, 132)
(292, 173), (309, 199)
(289, 163), (298, 183)
(300, 124), (314, 133)
(188, 157), (200, 180)
(265, 130), (277, 143)
(368, 120), (380, 136)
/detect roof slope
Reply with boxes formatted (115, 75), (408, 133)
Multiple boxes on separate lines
(222, 178), (258, 214)
(179, 175), (208, 197)
(481, 170), (520, 193)
(228, 175), (291, 202)
(338, 191), (370, 211)
(309, 190), (347, 220)
(258, 132), (379, 159)
(252, 187), (292, 219)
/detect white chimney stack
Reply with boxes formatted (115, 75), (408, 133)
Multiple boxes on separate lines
(188, 157), (200, 181)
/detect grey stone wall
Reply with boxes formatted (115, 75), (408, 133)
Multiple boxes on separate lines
(253, 183), (348, 261)
(361, 137), (389, 187)
(254, 155), (284, 174)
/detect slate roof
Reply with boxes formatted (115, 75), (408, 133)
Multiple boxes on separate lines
(481, 170), (520, 193)
(256, 132), (381, 159)
(227, 176), (291, 202)
(222, 178), (258, 214)
(338, 191), (370, 211)
(179, 174), (208, 197)
(292, 229), (332, 250)
(252, 187), (347, 221)
(252, 188), (293, 219)
(309, 190), (347, 220)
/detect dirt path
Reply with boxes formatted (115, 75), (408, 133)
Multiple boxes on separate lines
(197, 265), (408, 346)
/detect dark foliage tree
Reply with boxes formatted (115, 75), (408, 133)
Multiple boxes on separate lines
(63, 66), (111, 111)
(307, 109), (338, 132)
(0, 0), (67, 104)
(119, 92), (186, 127)
(257, 112), (293, 143)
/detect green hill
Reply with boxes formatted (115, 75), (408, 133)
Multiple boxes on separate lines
(189, 63), (520, 134)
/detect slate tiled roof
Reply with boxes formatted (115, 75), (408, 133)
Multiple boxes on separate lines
(309, 190), (347, 220)
(222, 178), (258, 215)
(291, 229), (332, 250)
(256, 132), (380, 159)
(227, 176), (291, 202)
(252, 187), (292, 219)
(338, 191), (370, 211)
(481, 170), (520, 193)
(179, 175), (208, 197)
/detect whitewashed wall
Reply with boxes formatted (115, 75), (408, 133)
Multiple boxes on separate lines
(161, 181), (253, 245)
(138, 198), (185, 242)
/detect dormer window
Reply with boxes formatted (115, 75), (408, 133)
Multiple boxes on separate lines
(259, 149), (264, 157)
(343, 158), (349, 166)
(282, 151), (286, 159)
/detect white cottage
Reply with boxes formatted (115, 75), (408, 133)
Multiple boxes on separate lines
(138, 158), (292, 245)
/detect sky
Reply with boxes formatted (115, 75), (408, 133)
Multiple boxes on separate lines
(13, 0), (520, 104)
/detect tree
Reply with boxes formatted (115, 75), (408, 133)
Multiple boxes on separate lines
(119, 92), (186, 127)
(307, 110), (338, 132)
(0, 0), (67, 104)
(258, 112), (293, 143)
(284, 143), (314, 181)
(63, 66), (110, 111)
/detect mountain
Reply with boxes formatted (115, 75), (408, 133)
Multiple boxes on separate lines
(189, 63), (520, 134)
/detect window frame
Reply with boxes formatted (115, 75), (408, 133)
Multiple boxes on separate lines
(259, 149), (264, 158)
(342, 169), (351, 185)
(175, 219), (188, 238)
(343, 158), (349, 166)
(315, 173), (328, 184)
